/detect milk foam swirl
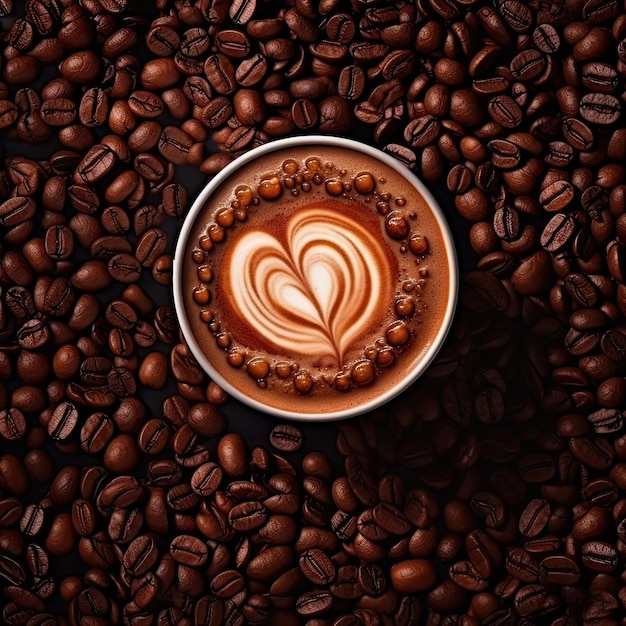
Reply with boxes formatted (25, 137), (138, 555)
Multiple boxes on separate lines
(224, 203), (395, 364)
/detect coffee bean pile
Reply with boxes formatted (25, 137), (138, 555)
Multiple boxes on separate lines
(1, 0), (626, 624)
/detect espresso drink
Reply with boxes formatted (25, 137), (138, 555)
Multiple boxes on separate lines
(181, 144), (452, 414)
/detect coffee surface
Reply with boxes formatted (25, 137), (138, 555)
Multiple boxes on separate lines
(182, 145), (451, 414)
(220, 199), (396, 363)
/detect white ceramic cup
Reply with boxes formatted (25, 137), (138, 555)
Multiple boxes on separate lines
(173, 136), (458, 421)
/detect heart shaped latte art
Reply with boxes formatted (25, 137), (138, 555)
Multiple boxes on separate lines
(224, 204), (396, 364)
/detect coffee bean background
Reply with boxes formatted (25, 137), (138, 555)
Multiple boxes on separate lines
(2, 0), (626, 625)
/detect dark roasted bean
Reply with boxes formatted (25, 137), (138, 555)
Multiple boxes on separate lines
(539, 555), (580, 585)
(299, 548), (336, 585)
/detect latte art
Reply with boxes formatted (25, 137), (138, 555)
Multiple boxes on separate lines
(222, 203), (396, 364)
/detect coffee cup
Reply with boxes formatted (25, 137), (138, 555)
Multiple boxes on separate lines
(173, 136), (458, 420)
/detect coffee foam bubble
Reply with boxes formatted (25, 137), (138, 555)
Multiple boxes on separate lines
(222, 201), (396, 364)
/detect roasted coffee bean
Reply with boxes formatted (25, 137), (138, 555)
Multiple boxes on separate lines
(545, 140), (574, 168)
(134, 228), (167, 268)
(201, 97), (233, 130)
(372, 502), (411, 535)
(533, 24), (560, 52)
(189, 463), (222, 499)
(404, 116), (440, 148)
(5, 585), (44, 613)
(20, 504), (45, 536)
(5, 290), (35, 325)
(138, 418), (170, 455)
(295, 590), (333, 616)
(76, 144), (116, 184)
(562, 117), (594, 151)
(580, 93), (621, 125)
(0, 408), (26, 441)
(330, 564), (360, 600)
(42, 278), (74, 318)
(176, 27), (208, 58)
(470, 492), (506, 528)
(80, 413), (114, 454)
(216, 433), (248, 478)
(123, 535), (158, 576)
(90, 236), (131, 262)
(565, 326), (600, 355)
(71, 499), (96, 537)
(0, 555), (26, 586)
(204, 54), (236, 95)
(77, 86), (108, 127)
(158, 126), (193, 166)
(166, 481), (199, 511)
(228, 501), (266, 532)
(539, 555), (580, 585)
(80, 357), (113, 387)
(449, 559), (490, 592)
(170, 534), (209, 567)
(513, 583), (549, 617)
(510, 49), (546, 80)
(214, 30), (250, 59)
(210, 569), (244, 599)
(581, 185), (607, 218)
(564, 273), (598, 307)
(570, 435), (614, 470)
(0, 197), (36, 228)
(519, 499), (550, 538)
(541, 213), (576, 252)
(108, 253), (142, 283)
(582, 61), (619, 92)
(493, 205), (520, 241)
(580, 478), (618, 508)
(291, 98), (318, 130)
(269, 424), (304, 452)
(607, 241), (626, 282)
(134, 153), (166, 183)
(600, 328), (626, 360)
(447, 164), (474, 194)
(44, 225), (74, 260)
(299, 548), (336, 585)
(331, 509), (357, 542)
(145, 23), (180, 55)
(0, 499), (23, 528)
(505, 547), (539, 583)
(40, 98), (76, 126)
(227, 479), (266, 502)
(540, 180), (574, 212)
(581, 541), (618, 572)
(23, 544), (47, 579)
(233, 54), (267, 89)
(338, 65), (365, 101)
(97, 475), (143, 510)
(16, 318), (48, 349)
(246, 545), (294, 582)
(193, 595), (225, 626)
(488, 96), (522, 129)
(587, 408), (623, 434)
(47, 402), (78, 441)
(228, 0), (256, 25)
(466, 530), (501, 579)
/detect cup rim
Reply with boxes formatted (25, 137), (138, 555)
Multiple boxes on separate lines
(173, 135), (459, 421)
